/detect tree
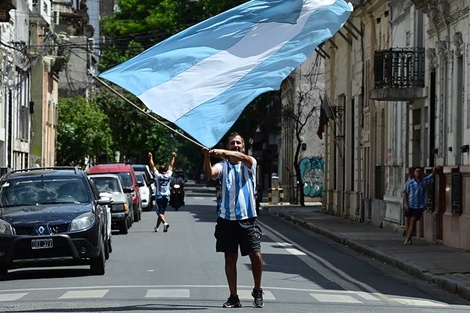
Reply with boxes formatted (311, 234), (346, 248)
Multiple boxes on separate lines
(57, 97), (113, 166)
(281, 54), (323, 206)
(100, 0), (248, 71)
(93, 90), (177, 164)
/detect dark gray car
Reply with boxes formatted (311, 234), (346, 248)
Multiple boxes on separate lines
(0, 167), (111, 276)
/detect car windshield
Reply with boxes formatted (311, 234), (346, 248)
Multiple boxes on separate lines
(135, 173), (146, 185)
(117, 172), (133, 188)
(90, 176), (122, 193)
(0, 176), (90, 207)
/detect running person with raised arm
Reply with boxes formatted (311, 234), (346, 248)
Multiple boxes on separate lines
(149, 151), (176, 233)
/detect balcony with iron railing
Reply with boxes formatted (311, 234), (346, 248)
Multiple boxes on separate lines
(370, 48), (426, 101)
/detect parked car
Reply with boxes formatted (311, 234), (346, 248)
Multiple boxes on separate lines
(135, 172), (152, 211)
(132, 164), (155, 208)
(0, 166), (111, 276)
(88, 173), (133, 234)
(88, 164), (142, 223)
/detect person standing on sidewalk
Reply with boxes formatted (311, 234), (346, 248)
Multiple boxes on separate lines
(202, 132), (264, 308)
(149, 151), (176, 233)
(403, 166), (441, 244)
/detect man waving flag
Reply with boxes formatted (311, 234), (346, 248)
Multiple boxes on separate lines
(99, 0), (353, 148)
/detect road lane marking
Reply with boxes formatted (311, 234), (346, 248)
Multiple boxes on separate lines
(238, 289), (276, 301)
(59, 289), (109, 299)
(259, 220), (379, 294)
(0, 293), (27, 301)
(310, 293), (362, 303)
(285, 248), (307, 255)
(145, 289), (190, 298)
(277, 242), (307, 255)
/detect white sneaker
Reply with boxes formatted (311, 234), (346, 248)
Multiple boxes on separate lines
(154, 227), (159, 232)
(163, 223), (169, 232)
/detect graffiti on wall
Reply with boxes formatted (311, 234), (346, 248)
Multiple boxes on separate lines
(300, 156), (324, 197)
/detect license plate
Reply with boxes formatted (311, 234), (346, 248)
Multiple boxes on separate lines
(31, 238), (53, 250)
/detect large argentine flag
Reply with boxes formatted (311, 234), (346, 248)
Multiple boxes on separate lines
(99, 0), (353, 148)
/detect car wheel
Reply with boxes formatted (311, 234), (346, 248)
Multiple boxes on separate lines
(135, 206), (141, 222)
(108, 236), (113, 253)
(104, 239), (110, 260)
(0, 265), (8, 276)
(90, 240), (105, 275)
(119, 220), (129, 234)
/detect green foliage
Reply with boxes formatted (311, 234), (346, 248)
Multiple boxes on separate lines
(100, 0), (248, 71)
(93, 90), (175, 164)
(57, 97), (113, 166)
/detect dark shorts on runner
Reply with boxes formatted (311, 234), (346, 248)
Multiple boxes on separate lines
(404, 207), (425, 220)
(156, 196), (169, 215)
(214, 217), (262, 256)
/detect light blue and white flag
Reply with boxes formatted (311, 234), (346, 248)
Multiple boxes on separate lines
(99, 0), (353, 148)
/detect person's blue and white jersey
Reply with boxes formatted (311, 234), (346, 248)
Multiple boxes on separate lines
(403, 174), (434, 209)
(154, 170), (173, 197)
(215, 157), (257, 220)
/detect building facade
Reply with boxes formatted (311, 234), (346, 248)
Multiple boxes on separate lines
(1, 0), (96, 170)
(1, 0), (33, 170)
(320, 0), (470, 250)
(279, 54), (326, 204)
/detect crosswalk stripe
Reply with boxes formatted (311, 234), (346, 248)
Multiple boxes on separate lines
(354, 291), (381, 301)
(59, 289), (109, 299)
(0, 287), (454, 308)
(145, 289), (190, 298)
(392, 298), (449, 307)
(285, 248), (307, 255)
(0, 293), (28, 301)
(238, 290), (276, 301)
(310, 293), (362, 303)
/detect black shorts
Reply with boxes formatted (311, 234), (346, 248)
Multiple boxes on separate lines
(156, 196), (169, 215)
(404, 208), (425, 220)
(214, 217), (262, 256)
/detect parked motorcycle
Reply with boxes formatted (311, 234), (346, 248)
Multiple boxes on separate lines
(170, 183), (185, 210)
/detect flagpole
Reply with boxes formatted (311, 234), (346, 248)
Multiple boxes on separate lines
(88, 70), (205, 149)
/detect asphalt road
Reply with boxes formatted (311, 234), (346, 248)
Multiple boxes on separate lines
(0, 186), (469, 312)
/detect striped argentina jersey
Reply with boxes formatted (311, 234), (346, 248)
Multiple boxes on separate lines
(215, 157), (257, 220)
(403, 174), (434, 209)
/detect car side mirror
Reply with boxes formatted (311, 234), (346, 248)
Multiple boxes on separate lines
(123, 188), (133, 193)
(97, 197), (112, 206)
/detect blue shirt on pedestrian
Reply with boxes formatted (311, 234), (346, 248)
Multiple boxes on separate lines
(403, 174), (434, 209)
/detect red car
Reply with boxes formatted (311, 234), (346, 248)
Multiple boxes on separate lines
(88, 164), (142, 223)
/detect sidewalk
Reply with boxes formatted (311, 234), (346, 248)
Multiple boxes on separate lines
(261, 203), (470, 301)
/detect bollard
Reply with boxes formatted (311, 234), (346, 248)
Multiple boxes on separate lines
(268, 187), (283, 205)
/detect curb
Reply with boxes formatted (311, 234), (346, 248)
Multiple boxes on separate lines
(263, 206), (470, 301)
